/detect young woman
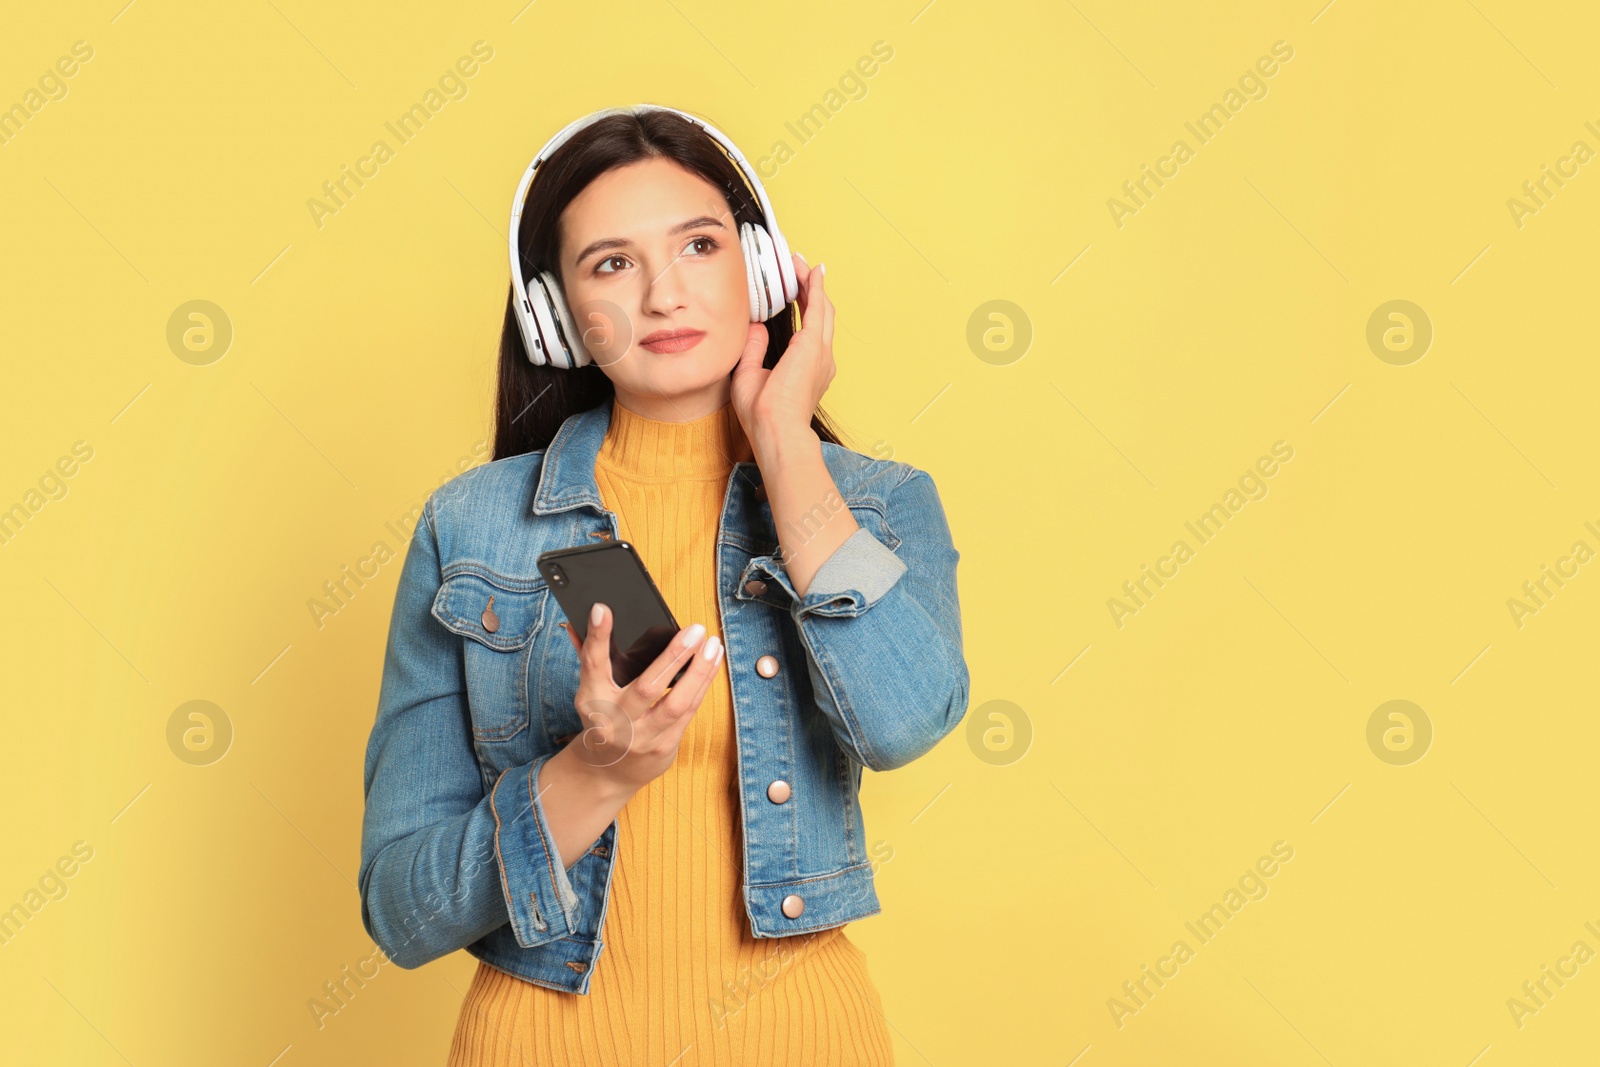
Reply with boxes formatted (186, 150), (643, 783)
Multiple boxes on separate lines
(359, 105), (970, 1065)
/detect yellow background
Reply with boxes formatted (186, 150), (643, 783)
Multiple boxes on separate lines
(3, 0), (1597, 1063)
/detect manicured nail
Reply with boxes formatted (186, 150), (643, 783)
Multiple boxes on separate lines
(682, 622), (706, 645)
(702, 635), (722, 660)
(819, 262), (826, 277)
(591, 602), (605, 625)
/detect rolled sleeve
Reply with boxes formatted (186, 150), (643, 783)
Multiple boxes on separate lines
(795, 525), (909, 618)
(489, 753), (582, 945)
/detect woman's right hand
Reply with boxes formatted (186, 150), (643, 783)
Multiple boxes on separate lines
(561, 602), (725, 796)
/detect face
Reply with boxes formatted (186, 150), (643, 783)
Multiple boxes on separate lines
(556, 156), (751, 419)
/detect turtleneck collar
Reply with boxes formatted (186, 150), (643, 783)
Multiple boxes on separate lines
(594, 396), (754, 481)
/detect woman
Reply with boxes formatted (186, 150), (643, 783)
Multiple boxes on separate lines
(359, 105), (970, 1065)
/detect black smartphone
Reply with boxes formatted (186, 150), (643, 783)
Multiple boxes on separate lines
(537, 540), (690, 688)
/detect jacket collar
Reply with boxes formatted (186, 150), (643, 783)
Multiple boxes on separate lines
(530, 398), (899, 524)
(531, 401), (611, 517)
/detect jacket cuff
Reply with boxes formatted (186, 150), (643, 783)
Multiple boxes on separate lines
(791, 526), (908, 619)
(488, 754), (581, 947)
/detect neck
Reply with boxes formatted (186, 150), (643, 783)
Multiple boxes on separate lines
(610, 378), (732, 423)
(595, 393), (753, 479)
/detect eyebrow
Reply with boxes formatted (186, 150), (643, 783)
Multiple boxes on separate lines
(573, 215), (728, 268)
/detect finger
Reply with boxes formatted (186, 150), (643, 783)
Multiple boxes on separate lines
(800, 265), (825, 336)
(658, 633), (724, 721)
(735, 321), (768, 377)
(821, 269), (834, 347)
(792, 252), (812, 295)
(580, 602), (617, 688)
(629, 622), (707, 707)
(794, 260), (811, 321)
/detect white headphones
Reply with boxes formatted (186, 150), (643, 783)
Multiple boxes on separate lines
(508, 104), (801, 370)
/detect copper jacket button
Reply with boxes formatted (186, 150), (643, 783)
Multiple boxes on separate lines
(767, 780), (791, 804)
(756, 655), (780, 678)
(781, 894), (805, 918)
(743, 578), (768, 596)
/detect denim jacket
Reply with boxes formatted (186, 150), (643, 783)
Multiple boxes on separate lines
(358, 399), (970, 994)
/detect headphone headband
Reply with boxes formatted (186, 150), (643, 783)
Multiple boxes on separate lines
(507, 104), (798, 368)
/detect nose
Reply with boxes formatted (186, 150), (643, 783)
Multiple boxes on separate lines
(641, 251), (688, 318)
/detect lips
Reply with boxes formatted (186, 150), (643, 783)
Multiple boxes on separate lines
(639, 329), (705, 354)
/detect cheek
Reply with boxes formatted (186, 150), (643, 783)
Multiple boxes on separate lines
(694, 261), (752, 370)
(712, 254), (750, 322)
(565, 287), (632, 361)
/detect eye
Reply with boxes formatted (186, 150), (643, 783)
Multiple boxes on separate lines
(595, 254), (630, 275)
(686, 236), (718, 256)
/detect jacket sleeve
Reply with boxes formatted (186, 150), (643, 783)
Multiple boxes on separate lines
(358, 495), (582, 969)
(776, 466), (970, 772)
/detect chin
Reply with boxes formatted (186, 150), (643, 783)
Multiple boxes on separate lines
(633, 343), (738, 378)
(619, 367), (718, 399)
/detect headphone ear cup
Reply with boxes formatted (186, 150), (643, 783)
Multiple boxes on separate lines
(746, 223), (783, 322)
(765, 220), (799, 307)
(527, 271), (576, 369)
(539, 270), (589, 369)
(738, 222), (765, 322)
(522, 273), (558, 367)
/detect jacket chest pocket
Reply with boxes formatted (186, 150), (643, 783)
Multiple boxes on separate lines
(430, 570), (549, 743)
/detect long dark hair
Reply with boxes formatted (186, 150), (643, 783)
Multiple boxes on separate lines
(492, 108), (849, 460)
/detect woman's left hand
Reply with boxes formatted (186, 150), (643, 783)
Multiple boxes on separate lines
(730, 252), (835, 457)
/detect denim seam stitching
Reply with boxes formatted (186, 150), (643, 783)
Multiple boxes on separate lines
(438, 562), (550, 592)
(488, 767), (541, 940)
(793, 612), (880, 769)
(528, 757), (571, 931)
(748, 858), (877, 889)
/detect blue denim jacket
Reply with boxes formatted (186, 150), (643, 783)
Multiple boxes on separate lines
(358, 399), (970, 994)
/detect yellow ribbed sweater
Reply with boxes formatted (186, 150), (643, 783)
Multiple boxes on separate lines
(448, 398), (894, 1066)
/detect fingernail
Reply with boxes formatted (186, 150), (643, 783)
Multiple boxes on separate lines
(819, 262), (826, 277)
(683, 622), (706, 644)
(591, 602), (605, 625)
(702, 635), (722, 660)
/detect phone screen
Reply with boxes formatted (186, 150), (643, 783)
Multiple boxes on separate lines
(537, 541), (689, 688)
